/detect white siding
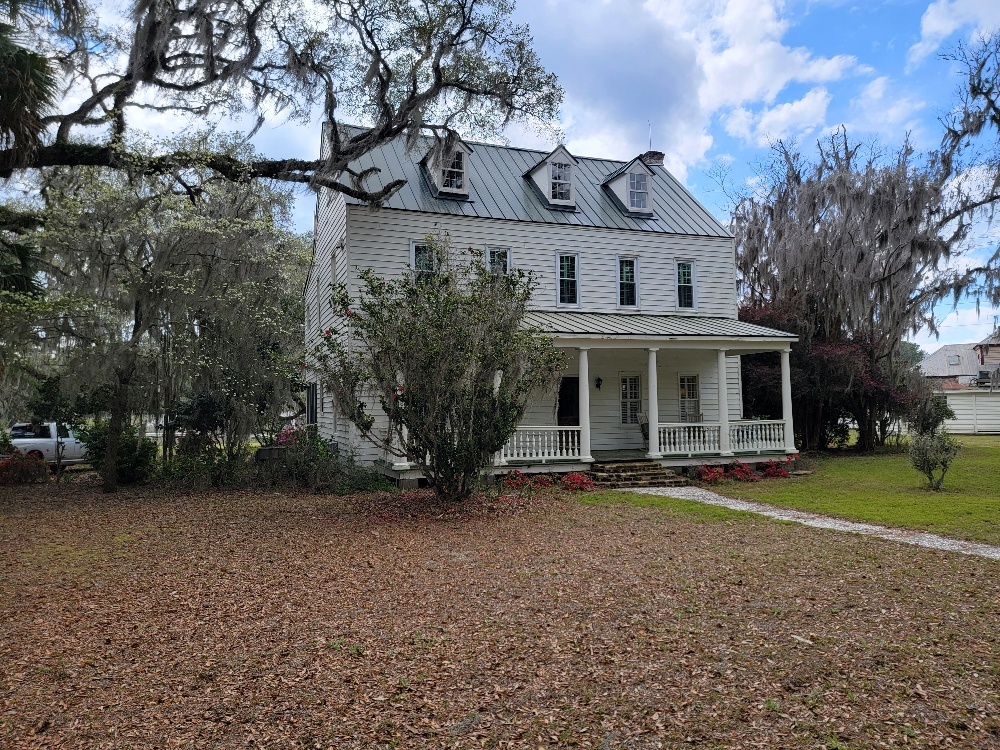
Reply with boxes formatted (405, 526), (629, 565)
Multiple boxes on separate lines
(345, 207), (738, 318)
(945, 391), (1000, 434)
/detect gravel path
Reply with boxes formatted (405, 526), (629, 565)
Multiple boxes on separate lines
(632, 486), (1000, 560)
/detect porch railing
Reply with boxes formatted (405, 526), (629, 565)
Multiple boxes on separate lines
(499, 426), (583, 464)
(658, 423), (722, 455)
(729, 420), (785, 453)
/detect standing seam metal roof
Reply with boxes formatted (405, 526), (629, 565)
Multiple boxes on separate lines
(522, 311), (796, 339)
(340, 131), (732, 238)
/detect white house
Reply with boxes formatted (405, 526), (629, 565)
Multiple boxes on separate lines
(304, 126), (798, 479)
(932, 330), (1000, 434)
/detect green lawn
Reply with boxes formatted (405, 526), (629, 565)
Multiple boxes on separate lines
(728, 435), (1000, 545)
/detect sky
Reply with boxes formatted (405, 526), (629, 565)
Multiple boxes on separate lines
(150, 0), (1000, 354)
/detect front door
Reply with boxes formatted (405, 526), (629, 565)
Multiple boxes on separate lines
(556, 377), (580, 426)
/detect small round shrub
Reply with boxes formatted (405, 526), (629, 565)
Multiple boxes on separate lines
(0, 450), (49, 485)
(909, 430), (961, 490)
(560, 472), (595, 492)
(78, 421), (158, 485)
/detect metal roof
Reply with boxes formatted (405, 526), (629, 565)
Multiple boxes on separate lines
(339, 130), (731, 238)
(920, 343), (980, 377)
(522, 311), (796, 340)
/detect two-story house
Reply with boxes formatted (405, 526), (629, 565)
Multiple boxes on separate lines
(305, 125), (797, 480)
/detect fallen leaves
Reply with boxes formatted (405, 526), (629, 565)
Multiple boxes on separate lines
(0, 484), (998, 748)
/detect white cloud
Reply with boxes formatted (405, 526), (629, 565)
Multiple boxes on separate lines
(907, 0), (1000, 69)
(724, 87), (831, 146)
(910, 304), (1000, 349)
(841, 76), (927, 142)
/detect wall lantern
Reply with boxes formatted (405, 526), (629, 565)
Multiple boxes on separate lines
(595, 377), (603, 390)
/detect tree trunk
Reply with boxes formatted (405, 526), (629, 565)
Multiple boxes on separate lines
(102, 373), (131, 493)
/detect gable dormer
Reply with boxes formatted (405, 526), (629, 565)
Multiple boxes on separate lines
(602, 154), (658, 217)
(422, 139), (473, 199)
(523, 145), (578, 210)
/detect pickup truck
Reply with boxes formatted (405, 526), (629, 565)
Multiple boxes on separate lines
(5, 423), (88, 466)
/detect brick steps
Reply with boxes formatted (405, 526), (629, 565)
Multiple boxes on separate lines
(588, 459), (689, 489)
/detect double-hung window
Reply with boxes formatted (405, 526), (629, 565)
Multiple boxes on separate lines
(412, 241), (435, 278)
(488, 246), (511, 275)
(629, 173), (648, 210)
(618, 257), (637, 307)
(551, 162), (572, 201)
(620, 375), (641, 424)
(679, 375), (700, 421)
(558, 253), (579, 305)
(677, 261), (695, 309)
(442, 151), (465, 191)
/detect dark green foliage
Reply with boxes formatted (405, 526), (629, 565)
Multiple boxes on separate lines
(909, 431), (962, 490)
(907, 393), (956, 437)
(78, 420), (157, 485)
(259, 427), (390, 494)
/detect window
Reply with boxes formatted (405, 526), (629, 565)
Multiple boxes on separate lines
(412, 241), (435, 277)
(558, 254), (579, 305)
(629, 173), (648, 210)
(551, 162), (572, 201)
(488, 246), (511, 275)
(947, 354), (961, 365)
(677, 261), (694, 309)
(618, 258), (637, 307)
(10, 424), (50, 439)
(442, 151), (465, 191)
(621, 375), (641, 424)
(679, 375), (700, 421)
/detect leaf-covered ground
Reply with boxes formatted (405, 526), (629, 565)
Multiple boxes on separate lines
(1, 483), (998, 749)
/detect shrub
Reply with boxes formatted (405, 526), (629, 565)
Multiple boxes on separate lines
(693, 465), (726, 483)
(909, 430), (961, 490)
(0, 450), (49, 485)
(907, 393), (955, 437)
(259, 427), (389, 493)
(0, 431), (14, 455)
(500, 469), (553, 498)
(726, 461), (760, 482)
(761, 459), (790, 478)
(560, 472), (595, 492)
(78, 421), (158, 485)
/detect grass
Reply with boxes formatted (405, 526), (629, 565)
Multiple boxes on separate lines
(727, 434), (1000, 545)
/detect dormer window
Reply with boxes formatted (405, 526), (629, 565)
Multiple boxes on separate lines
(629, 173), (648, 210)
(442, 151), (465, 192)
(550, 162), (572, 201)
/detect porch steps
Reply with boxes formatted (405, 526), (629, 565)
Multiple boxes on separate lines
(588, 460), (688, 489)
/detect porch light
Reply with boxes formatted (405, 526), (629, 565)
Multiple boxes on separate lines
(595, 376), (603, 390)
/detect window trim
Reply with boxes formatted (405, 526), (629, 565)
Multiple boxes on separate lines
(616, 255), (639, 309)
(676, 259), (697, 311)
(440, 150), (467, 194)
(678, 374), (701, 422)
(549, 161), (574, 204)
(628, 172), (649, 211)
(619, 373), (642, 427)
(410, 239), (436, 277)
(556, 252), (581, 307)
(487, 245), (512, 275)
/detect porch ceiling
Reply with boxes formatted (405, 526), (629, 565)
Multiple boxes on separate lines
(523, 311), (796, 350)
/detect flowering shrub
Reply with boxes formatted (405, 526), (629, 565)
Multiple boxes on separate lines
(693, 465), (726, 483)
(761, 459), (789, 478)
(726, 461), (760, 482)
(560, 472), (595, 492)
(0, 450), (49, 485)
(501, 469), (553, 497)
(274, 426), (304, 446)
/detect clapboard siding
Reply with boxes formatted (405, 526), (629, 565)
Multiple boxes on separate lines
(944, 391), (1000, 434)
(345, 207), (737, 318)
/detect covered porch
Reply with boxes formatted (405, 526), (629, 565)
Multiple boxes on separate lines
(496, 312), (798, 469)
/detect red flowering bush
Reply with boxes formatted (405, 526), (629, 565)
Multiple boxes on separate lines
(0, 450), (49, 485)
(560, 472), (595, 492)
(275, 426), (304, 446)
(761, 459), (790, 478)
(726, 461), (760, 482)
(693, 465), (726, 483)
(501, 469), (553, 496)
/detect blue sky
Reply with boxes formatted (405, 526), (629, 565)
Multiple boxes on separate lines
(239, 0), (1000, 352)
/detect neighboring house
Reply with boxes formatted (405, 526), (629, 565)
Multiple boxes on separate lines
(920, 343), (980, 390)
(924, 331), (1000, 434)
(304, 126), (798, 479)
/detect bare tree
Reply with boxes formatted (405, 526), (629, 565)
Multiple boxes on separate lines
(1, 0), (562, 203)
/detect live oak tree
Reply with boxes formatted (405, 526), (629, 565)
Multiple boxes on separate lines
(312, 235), (564, 502)
(0, 0), (562, 204)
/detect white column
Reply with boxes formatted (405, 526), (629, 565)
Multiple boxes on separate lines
(646, 348), (661, 458)
(391, 425), (414, 470)
(578, 347), (593, 463)
(717, 348), (733, 456)
(780, 348), (796, 453)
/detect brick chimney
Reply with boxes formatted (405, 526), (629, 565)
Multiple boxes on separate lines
(640, 150), (664, 167)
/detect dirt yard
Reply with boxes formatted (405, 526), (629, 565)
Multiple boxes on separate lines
(1, 484), (998, 749)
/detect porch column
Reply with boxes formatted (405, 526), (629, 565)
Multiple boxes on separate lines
(578, 347), (594, 463)
(717, 348), (733, 456)
(780, 348), (796, 453)
(646, 348), (661, 458)
(391, 425), (414, 470)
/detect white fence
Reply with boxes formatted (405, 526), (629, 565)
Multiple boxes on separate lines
(658, 423), (722, 454)
(728, 420), (785, 453)
(498, 426), (583, 464)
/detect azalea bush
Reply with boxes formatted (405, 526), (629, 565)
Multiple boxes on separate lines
(0, 450), (48, 485)
(560, 472), (595, 492)
(313, 234), (564, 502)
(761, 459), (790, 478)
(693, 465), (726, 483)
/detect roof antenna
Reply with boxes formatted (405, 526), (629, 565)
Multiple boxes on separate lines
(648, 120), (652, 151)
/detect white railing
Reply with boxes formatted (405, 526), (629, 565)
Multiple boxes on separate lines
(729, 420), (785, 453)
(658, 423), (722, 455)
(499, 426), (582, 463)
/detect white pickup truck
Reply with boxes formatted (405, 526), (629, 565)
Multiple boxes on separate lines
(6, 423), (88, 466)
